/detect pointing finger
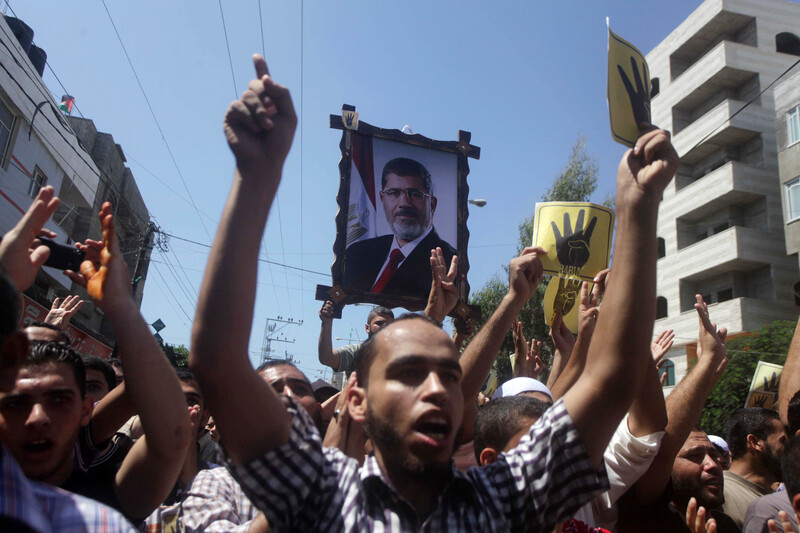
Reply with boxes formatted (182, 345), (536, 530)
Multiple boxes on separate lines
(253, 54), (270, 79)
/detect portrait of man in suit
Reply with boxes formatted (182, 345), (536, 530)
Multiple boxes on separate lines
(343, 157), (456, 299)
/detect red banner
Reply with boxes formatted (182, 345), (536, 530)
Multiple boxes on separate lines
(18, 295), (113, 358)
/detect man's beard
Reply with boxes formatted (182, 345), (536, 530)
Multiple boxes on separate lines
(763, 441), (783, 479)
(365, 404), (452, 480)
(671, 474), (724, 509)
(391, 210), (428, 242)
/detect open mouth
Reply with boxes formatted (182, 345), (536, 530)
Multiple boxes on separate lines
(414, 415), (450, 443)
(22, 440), (54, 453)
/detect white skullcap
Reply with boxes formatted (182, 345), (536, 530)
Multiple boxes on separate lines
(492, 377), (553, 402)
(708, 435), (729, 452)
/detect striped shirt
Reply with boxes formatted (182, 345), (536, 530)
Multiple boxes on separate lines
(0, 444), (136, 533)
(227, 396), (608, 532)
(180, 466), (258, 532)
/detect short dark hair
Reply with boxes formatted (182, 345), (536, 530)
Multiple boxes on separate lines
(0, 267), (19, 345)
(26, 341), (86, 398)
(782, 434), (800, 499)
(366, 306), (394, 324)
(356, 313), (443, 389)
(788, 390), (800, 436)
(726, 407), (781, 460)
(255, 360), (311, 385)
(82, 355), (116, 392)
(107, 357), (123, 370)
(26, 321), (70, 344)
(473, 396), (550, 462)
(381, 158), (433, 194)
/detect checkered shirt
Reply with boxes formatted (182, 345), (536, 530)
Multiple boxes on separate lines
(0, 444), (136, 532)
(180, 466), (258, 532)
(227, 396), (608, 532)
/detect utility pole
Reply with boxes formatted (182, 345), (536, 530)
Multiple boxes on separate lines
(260, 316), (303, 366)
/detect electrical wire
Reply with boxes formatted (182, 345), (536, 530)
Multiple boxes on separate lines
(217, 0), (238, 99)
(98, 0), (212, 242)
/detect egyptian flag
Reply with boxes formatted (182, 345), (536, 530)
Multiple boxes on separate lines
(59, 95), (74, 114)
(346, 134), (378, 247)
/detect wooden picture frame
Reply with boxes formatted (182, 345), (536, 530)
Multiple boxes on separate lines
(316, 104), (480, 325)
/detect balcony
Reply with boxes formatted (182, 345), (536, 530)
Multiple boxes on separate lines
(670, 11), (756, 80)
(656, 297), (796, 338)
(670, 41), (758, 118)
(672, 99), (770, 164)
(663, 161), (771, 218)
(672, 226), (770, 282)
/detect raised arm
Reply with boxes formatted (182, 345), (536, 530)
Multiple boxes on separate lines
(779, 316), (800, 428)
(423, 247), (459, 324)
(629, 295), (727, 504)
(318, 301), (341, 371)
(66, 202), (192, 520)
(459, 248), (545, 409)
(44, 294), (84, 330)
(189, 54), (297, 465)
(561, 127), (679, 467)
(0, 185), (59, 291)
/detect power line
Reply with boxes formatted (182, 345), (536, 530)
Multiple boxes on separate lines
(216, 0), (238, 99)
(157, 230), (329, 277)
(151, 262), (194, 323)
(98, 0), (212, 242)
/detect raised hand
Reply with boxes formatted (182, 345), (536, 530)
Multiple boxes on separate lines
(44, 294), (84, 329)
(652, 329), (675, 383)
(319, 300), (335, 326)
(513, 320), (543, 380)
(685, 497), (717, 533)
(0, 185), (59, 290)
(618, 56), (651, 127)
(507, 247), (546, 303)
(694, 295), (728, 381)
(223, 54), (297, 176)
(549, 309), (575, 357)
(577, 278), (602, 337)
(551, 210), (598, 269)
(424, 247), (459, 323)
(66, 202), (132, 314)
(617, 126), (679, 209)
(553, 276), (582, 316)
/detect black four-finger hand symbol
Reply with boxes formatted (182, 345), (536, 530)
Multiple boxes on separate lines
(553, 277), (581, 316)
(618, 56), (651, 127)
(551, 210), (598, 269)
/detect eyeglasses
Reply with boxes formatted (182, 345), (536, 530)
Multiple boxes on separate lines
(381, 188), (432, 201)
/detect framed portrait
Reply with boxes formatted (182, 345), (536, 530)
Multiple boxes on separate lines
(316, 105), (480, 321)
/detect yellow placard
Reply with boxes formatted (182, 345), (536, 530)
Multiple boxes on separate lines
(342, 110), (359, 130)
(481, 368), (498, 398)
(608, 20), (651, 147)
(532, 202), (614, 282)
(744, 361), (783, 410)
(543, 277), (583, 334)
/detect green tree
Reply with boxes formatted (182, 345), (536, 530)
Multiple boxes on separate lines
(700, 319), (796, 436)
(161, 342), (190, 368)
(466, 136), (599, 386)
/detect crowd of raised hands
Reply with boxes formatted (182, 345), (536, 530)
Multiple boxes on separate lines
(1, 53), (800, 533)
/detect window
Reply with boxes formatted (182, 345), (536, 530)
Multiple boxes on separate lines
(0, 98), (15, 165)
(659, 359), (675, 387)
(718, 288), (733, 302)
(789, 106), (800, 146)
(657, 237), (666, 259)
(656, 297), (668, 319)
(786, 178), (800, 221)
(28, 167), (47, 198)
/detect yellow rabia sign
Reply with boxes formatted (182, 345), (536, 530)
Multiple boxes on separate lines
(607, 20), (651, 147)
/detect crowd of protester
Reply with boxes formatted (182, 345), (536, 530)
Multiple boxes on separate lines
(2, 53), (800, 532)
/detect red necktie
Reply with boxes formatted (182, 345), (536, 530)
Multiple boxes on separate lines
(371, 249), (405, 293)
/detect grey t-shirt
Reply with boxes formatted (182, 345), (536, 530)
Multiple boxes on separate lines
(743, 490), (796, 533)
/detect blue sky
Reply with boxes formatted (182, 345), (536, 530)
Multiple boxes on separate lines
(17, 0), (707, 380)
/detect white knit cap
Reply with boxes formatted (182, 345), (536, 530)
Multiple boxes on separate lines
(708, 435), (729, 453)
(492, 377), (553, 401)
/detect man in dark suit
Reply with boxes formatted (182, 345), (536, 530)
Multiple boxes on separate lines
(343, 157), (456, 299)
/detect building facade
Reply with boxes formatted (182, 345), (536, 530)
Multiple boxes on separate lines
(0, 14), (152, 348)
(646, 0), (800, 388)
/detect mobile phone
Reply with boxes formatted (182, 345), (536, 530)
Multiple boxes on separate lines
(39, 238), (85, 272)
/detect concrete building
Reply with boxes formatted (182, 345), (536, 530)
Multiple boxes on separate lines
(0, 14), (152, 349)
(646, 0), (800, 388)
(775, 65), (800, 277)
